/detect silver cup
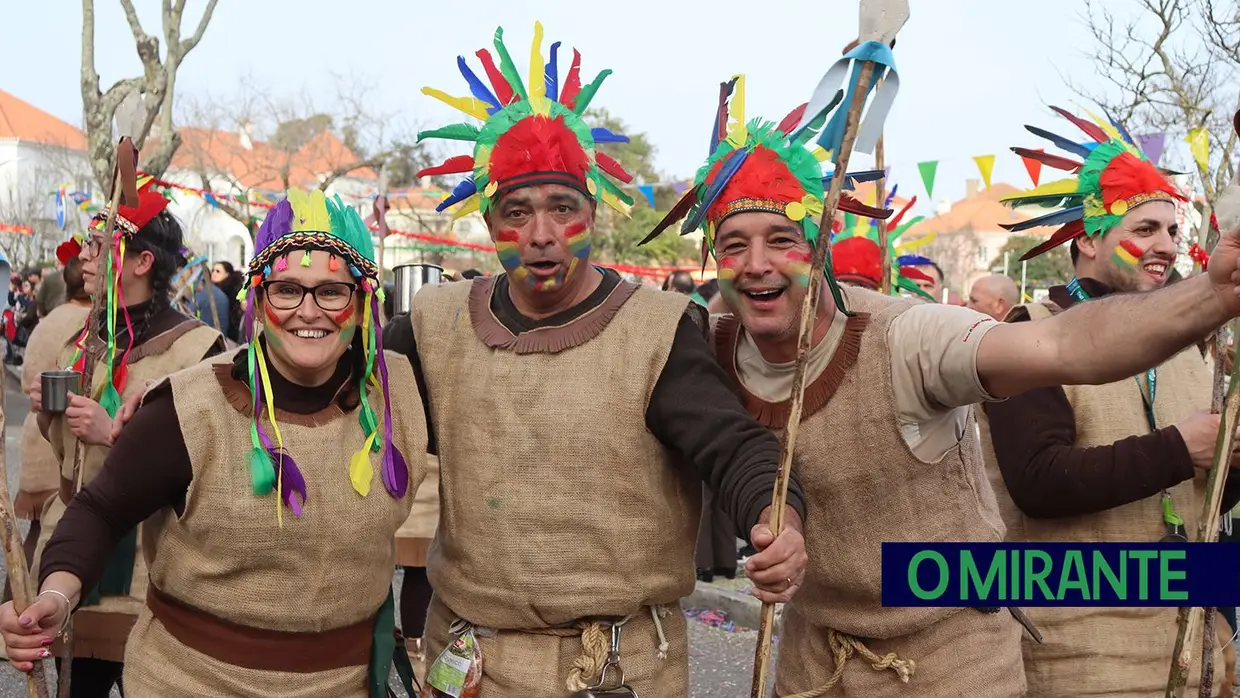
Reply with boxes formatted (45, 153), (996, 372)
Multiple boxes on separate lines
(41, 370), (83, 414)
(392, 263), (445, 315)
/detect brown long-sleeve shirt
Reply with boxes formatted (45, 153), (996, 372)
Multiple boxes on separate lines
(383, 268), (804, 537)
(984, 277), (1240, 519)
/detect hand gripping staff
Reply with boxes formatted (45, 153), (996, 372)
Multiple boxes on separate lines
(749, 1), (908, 696)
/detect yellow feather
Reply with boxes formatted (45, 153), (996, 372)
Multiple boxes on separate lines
(602, 190), (632, 218)
(528, 21), (547, 114)
(1081, 107), (1126, 144)
(421, 87), (492, 121)
(724, 75), (748, 149)
(1003, 178), (1079, 200)
(287, 189), (331, 234)
(897, 232), (936, 254)
(349, 433), (378, 497)
(450, 195), (481, 221)
(812, 147), (830, 162)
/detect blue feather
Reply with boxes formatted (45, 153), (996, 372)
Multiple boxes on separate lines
(546, 41), (560, 102)
(457, 56), (500, 114)
(435, 178), (478, 212)
(884, 184), (898, 209)
(1025, 125), (1096, 159)
(1105, 110), (1136, 146)
(999, 205), (1084, 232)
(591, 127), (629, 144)
(709, 78), (739, 155)
(681, 149), (749, 234)
(896, 254), (934, 267)
(822, 169), (884, 192)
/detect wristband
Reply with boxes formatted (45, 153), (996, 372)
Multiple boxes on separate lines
(36, 589), (72, 637)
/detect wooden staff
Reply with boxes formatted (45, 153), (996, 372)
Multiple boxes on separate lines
(57, 135), (139, 698)
(748, 48), (894, 698)
(0, 408), (51, 698)
(1166, 110), (1240, 698)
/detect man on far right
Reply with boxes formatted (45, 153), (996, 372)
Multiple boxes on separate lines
(982, 106), (1240, 698)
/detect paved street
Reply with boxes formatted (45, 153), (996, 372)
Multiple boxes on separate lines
(0, 369), (757, 697)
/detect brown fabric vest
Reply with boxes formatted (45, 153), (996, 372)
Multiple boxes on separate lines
(16, 303), (89, 516)
(120, 348), (427, 697)
(33, 318), (220, 662)
(977, 300), (1223, 698)
(412, 277), (701, 630)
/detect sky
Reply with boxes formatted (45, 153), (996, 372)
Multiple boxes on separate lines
(0, 0), (1162, 213)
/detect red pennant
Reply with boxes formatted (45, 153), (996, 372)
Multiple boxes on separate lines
(1021, 149), (1044, 187)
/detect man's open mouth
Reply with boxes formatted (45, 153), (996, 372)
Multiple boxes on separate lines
(743, 288), (785, 301)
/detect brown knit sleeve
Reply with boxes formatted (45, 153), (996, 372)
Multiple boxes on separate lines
(38, 382), (191, 595)
(983, 387), (1200, 518)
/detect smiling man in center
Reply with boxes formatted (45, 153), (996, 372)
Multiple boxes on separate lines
(643, 79), (1240, 697)
(382, 24), (808, 697)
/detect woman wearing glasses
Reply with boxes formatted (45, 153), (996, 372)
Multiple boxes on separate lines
(2, 189), (428, 698)
(23, 185), (226, 696)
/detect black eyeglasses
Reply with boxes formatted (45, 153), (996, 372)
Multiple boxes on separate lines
(261, 280), (358, 311)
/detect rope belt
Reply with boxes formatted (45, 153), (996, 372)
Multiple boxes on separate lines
(522, 605), (670, 692)
(782, 629), (916, 698)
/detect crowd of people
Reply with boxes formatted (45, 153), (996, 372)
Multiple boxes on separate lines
(1, 20), (1240, 698)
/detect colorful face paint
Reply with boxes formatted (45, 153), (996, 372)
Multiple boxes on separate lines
(495, 227), (522, 277)
(717, 256), (741, 307)
(1113, 239), (1143, 270)
(785, 250), (813, 288)
(333, 305), (358, 344)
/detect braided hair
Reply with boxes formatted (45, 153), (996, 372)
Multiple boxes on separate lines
(123, 210), (187, 342)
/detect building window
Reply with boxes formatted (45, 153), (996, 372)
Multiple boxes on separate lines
(978, 246), (989, 266)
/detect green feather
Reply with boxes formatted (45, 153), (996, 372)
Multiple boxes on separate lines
(571, 70), (612, 115)
(598, 175), (634, 206)
(417, 123), (481, 143)
(492, 27), (528, 102)
(99, 384), (121, 419)
(248, 446), (276, 495)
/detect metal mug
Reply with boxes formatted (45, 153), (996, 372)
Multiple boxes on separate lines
(392, 263), (445, 315)
(41, 370), (83, 414)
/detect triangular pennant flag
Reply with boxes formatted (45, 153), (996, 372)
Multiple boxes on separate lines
(1020, 149), (1044, 187)
(917, 161), (938, 199)
(973, 155), (995, 190)
(1187, 127), (1209, 174)
(671, 181), (689, 195)
(1135, 132), (1166, 166)
(637, 184), (656, 208)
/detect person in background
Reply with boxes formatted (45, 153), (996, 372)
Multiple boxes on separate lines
(663, 270), (696, 295)
(37, 265), (66, 317)
(211, 260), (244, 343)
(181, 260), (232, 338)
(967, 274), (1020, 321)
(4, 255), (91, 604)
(459, 268), (484, 280)
(898, 254), (944, 301)
(689, 279), (719, 308)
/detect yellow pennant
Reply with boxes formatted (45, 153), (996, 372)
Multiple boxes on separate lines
(973, 154), (995, 190)
(1187, 127), (1210, 174)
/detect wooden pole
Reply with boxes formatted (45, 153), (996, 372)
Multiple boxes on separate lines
(876, 134), (891, 295)
(0, 409), (51, 698)
(748, 61), (878, 698)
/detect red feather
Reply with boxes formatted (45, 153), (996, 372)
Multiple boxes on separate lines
(886, 195), (918, 231)
(595, 152), (633, 183)
(560, 49), (583, 109)
(1011, 147), (1082, 172)
(416, 155), (476, 177)
(1050, 106), (1109, 143)
(1099, 152), (1187, 208)
(1018, 219), (1086, 261)
(776, 103), (809, 137)
(488, 115), (590, 187)
(475, 49), (517, 107)
(831, 236), (881, 289)
(840, 194), (893, 220)
(705, 147), (806, 222)
(899, 266), (935, 284)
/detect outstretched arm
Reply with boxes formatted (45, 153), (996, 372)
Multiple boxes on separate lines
(976, 273), (1231, 398)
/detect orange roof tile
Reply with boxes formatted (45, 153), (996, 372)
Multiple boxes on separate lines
(0, 90), (86, 149)
(903, 183), (1034, 239)
(168, 126), (378, 192)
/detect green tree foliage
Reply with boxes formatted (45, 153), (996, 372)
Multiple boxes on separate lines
(988, 235), (1075, 290)
(583, 108), (696, 265)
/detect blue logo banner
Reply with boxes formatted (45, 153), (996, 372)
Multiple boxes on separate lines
(881, 543), (1240, 607)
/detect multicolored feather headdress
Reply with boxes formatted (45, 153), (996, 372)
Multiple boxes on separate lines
(65, 181), (172, 417)
(244, 189), (407, 523)
(830, 192), (937, 301)
(638, 76), (893, 314)
(1000, 106), (1187, 261)
(415, 22), (635, 220)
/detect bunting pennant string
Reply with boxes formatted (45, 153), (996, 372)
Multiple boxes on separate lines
(1187, 127), (1210, 174)
(973, 154), (995, 190)
(917, 160), (938, 199)
(1020, 149), (1044, 187)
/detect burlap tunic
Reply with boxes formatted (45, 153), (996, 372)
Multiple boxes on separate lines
(35, 317), (221, 662)
(980, 300), (1224, 698)
(412, 277), (700, 697)
(712, 288), (1024, 698)
(120, 348), (427, 697)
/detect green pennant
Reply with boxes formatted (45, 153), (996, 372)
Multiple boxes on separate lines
(917, 160), (939, 200)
